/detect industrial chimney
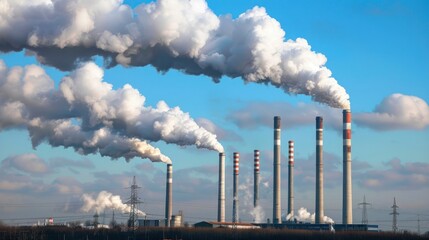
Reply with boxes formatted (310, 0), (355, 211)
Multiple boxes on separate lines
(315, 116), (324, 224)
(165, 164), (173, 227)
(254, 150), (260, 209)
(273, 116), (282, 224)
(343, 109), (353, 224)
(232, 152), (240, 223)
(218, 153), (225, 223)
(287, 140), (294, 220)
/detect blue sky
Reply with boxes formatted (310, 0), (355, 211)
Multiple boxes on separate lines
(0, 0), (428, 233)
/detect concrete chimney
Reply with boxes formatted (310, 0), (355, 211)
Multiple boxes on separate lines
(165, 164), (173, 227)
(287, 140), (294, 220)
(254, 150), (260, 209)
(232, 152), (239, 223)
(273, 116), (282, 224)
(217, 152), (225, 222)
(343, 109), (353, 224)
(315, 116), (324, 224)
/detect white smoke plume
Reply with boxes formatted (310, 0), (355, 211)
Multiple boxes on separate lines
(0, 60), (223, 163)
(81, 190), (145, 216)
(0, 0), (349, 108)
(239, 176), (266, 223)
(285, 207), (334, 224)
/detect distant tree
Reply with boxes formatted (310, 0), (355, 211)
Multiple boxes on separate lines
(0, 220), (5, 226)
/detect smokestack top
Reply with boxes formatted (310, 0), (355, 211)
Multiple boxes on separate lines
(288, 140), (294, 164)
(343, 109), (352, 124)
(233, 152), (239, 175)
(274, 116), (281, 129)
(254, 150), (260, 173)
(316, 116), (323, 129)
(219, 152), (225, 157)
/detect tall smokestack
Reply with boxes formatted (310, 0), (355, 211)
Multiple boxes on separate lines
(315, 116), (324, 224)
(232, 152), (239, 223)
(254, 150), (260, 209)
(273, 116), (282, 224)
(165, 164), (173, 227)
(343, 109), (353, 224)
(217, 152), (225, 222)
(287, 140), (294, 220)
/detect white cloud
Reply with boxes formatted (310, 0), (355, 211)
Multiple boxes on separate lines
(227, 101), (342, 130)
(354, 93), (429, 131)
(357, 158), (429, 190)
(1, 153), (49, 174)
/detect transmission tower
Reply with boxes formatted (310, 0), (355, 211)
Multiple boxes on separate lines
(390, 197), (399, 233)
(418, 215), (420, 235)
(126, 176), (143, 229)
(358, 195), (371, 224)
(110, 210), (117, 228)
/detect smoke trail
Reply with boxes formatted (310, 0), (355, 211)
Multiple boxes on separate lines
(0, 60), (223, 163)
(285, 207), (334, 224)
(239, 176), (266, 223)
(0, 0), (349, 108)
(81, 191), (145, 216)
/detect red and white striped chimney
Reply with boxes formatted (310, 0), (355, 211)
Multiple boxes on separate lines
(343, 109), (353, 224)
(254, 150), (260, 210)
(287, 140), (294, 220)
(232, 152), (239, 223)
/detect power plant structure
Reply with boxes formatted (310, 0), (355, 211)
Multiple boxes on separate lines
(217, 152), (225, 222)
(232, 152), (240, 223)
(315, 116), (324, 224)
(210, 111), (366, 230)
(273, 116), (282, 224)
(254, 150), (260, 209)
(343, 109), (353, 224)
(165, 164), (173, 227)
(287, 140), (294, 219)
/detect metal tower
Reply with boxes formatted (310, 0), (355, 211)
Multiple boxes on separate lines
(390, 197), (399, 233)
(358, 195), (371, 224)
(418, 215), (420, 235)
(126, 176), (143, 229)
(110, 210), (116, 228)
(93, 211), (99, 228)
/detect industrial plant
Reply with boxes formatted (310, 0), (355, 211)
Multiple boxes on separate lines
(127, 110), (379, 232)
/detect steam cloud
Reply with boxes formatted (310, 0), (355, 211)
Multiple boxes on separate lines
(0, 0), (349, 108)
(285, 207), (334, 224)
(0, 60), (223, 163)
(354, 94), (429, 131)
(81, 190), (145, 216)
(239, 176), (266, 223)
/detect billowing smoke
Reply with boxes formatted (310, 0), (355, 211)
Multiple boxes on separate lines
(239, 176), (266, 223)
(0, 60), (223, 163)
(285, 207), (334, 224)
(0, 0), (349, 108)
(81, 190), (145, 216)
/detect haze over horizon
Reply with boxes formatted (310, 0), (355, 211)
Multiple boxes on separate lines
(0, 0), (428, 233)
